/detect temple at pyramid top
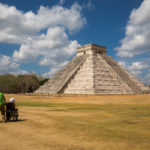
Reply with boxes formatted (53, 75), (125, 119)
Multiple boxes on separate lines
(35, 43), (150, 95)
(77, 44), (106, 56)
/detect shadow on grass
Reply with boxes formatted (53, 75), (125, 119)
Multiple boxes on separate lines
(6, 119), (27, 123)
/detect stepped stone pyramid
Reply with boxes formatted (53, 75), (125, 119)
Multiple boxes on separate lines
(35, 44), (150, 94)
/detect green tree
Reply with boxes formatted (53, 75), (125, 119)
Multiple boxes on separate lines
(0, 74), (42, 93)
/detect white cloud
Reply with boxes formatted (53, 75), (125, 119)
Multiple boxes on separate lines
(127, 61), (149, 76)
(82, 0), (95, 11)
(115, 0), (150, 57)
(0, 55), (27, 74)
(128, 62), (148, 70)
(0, 2), (86, 76)
(0, 2), (86, 44)
(13, 26), (80, 66)
(0, 55), (19, 73)
(58, 0), (65, 5)
(118, 61), (126, 68)
(43, 60), (68, 77)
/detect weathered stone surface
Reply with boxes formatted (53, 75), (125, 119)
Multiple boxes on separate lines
(35, 55), (88, 93)
(64, 54), (95, 94)
(35, 44), (150, 94)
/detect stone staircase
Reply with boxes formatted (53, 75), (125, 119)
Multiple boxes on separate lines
(35, 55), (88, 94)
(102, 55), (142, 94)
(64, 54), (94, 94)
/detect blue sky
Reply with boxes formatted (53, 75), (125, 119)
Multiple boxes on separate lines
(0, 0), (150, 84)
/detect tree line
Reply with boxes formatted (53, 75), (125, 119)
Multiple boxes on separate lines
(0, 74), (48, 93)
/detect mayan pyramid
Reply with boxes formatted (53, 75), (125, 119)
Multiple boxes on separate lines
(35, 44), (150, 94)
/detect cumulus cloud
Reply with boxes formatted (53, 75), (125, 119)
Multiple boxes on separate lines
(0, 2), (86, 44)
(128, 62), (148, 70)
(13, 26), (80, 66)
(82, 0), (95, 11)
(115, 0), (150, 57)
(118, 61), (126, 68)
(118, 60), (149, 79)
(127, 61), (149, 76)
(58, 0), (66, 5)
(0, 2), (86, 76)
(43, 60), (68, 77)
(0, 55), (19, 73)
(0, 54), (27, 74)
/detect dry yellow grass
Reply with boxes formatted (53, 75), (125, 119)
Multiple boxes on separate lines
(0, 94), (150, 150)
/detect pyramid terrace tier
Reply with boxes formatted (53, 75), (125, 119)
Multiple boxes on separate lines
(35, 43), (150, 95)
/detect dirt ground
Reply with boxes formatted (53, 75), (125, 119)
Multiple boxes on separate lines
(0, 94), (150, 150)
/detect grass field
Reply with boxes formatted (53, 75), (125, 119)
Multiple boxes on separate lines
(1, 94), (150, 150)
